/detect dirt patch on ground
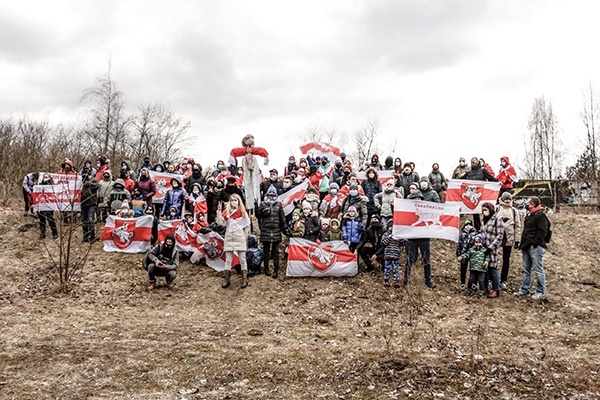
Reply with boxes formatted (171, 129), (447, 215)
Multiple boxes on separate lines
(0, 206), (599, 399)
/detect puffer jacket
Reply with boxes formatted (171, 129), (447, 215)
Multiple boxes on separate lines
(374, 188), (400, 217)
(135, 173), (156, 207)
(396, 172), (419, 198)
(303, 215), (320, 242)
(459, 245), (490, 273)
(428, 171), (447, 193)
(361, 168), (382, 213)
(161, 178), (186, 216)
(520, 207), (549, 251)
(421, 188), (441, 203)
(342, 217), (362, 244)
(258, 200), (287, 242)
(465, 164), (497, 182)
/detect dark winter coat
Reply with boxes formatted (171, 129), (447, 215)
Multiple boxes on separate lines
(185, 170), (206, 193)
(465, 164), (497, 182)
(520, 208), (549, 251)
(258, 200), (287, 242)
(361, 169), (383, 214)
(81, 178), (100, 207)
(356, 222), (385, 252)
(341, 195), (368, 227)
(161, 180), (186, 216)
(145, 243), (179, 271)
(457, 225), (477, 257)
(303, 215), (320, 242)
(421, 188), (441, 203)
(381, 231), (403, 260)
(135, 176), (156, 207)
(428, 171), (447, 193)
(397, 172), (420, 198)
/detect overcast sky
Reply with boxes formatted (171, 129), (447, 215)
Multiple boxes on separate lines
(2, 0), (600, 177)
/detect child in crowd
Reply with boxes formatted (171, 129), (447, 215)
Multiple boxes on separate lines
(116, 200), (134, 218)
(246, 235), (263, 276)
(458, 234), (490, 299)
(329, 218), (343, 241)
(342, 205), (363, 252)
(457, 219), (477, 291)
(131, 188), (147, 217)
(288, 209), (305, 238)
(319, 218), (331, 242)
(302, 201), (320, 242)
(380, 219), (403, 288)
(183, 212), (195, 229)
(194, 211), (210, 233)
(166, 206), (179, 221)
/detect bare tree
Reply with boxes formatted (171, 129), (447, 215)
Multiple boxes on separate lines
(301, 122), (347, 149)
(522, 97), (563, 180)
(578, 83), (600, 181)
(82, 61), (130, 163)
(351, 118), (380, 168)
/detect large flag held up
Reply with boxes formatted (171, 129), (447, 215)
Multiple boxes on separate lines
(392, 198), (461, 242)
(278, 181), (309, 215)
(299, 142), (343, 162)
(356, 170), (395, 185)
(32, 180), (82, 212)
(157, 219), (199, 253)
(191, 231), (239, 271)
(445, 179), (502, 214)
(149, 171), (182, 204)
(101, 215), (153, 253)
(286, 238), (358, 277)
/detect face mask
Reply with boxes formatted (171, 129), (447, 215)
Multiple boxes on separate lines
(300, 163), (306, 167)
(303, 209), (311, 216)
(293, 215), (300, 222)
(350, 190), (358, 196)
(459, 161), (466, 167)
(165, 242), (174, 249)
(267, 195), (277, 203)
(103, 175), (110, 180)
(482, 210), (490, 217)
(371, 222), (382, 228)
(330, 189), (338, 195)
(433, 167), (439, 172)
(420, 182), (428, 190)
(395, 162), (401, 167)
(230, 200), (238, 208)
(193, 189), (200, 195)
(270, 175), (277, 180)
(368, 173), (375, 179)
(471, 163), (478, 169)
(344, 171), (350, 176)
(403, 169), (411, 175)
(283, 183), (290, 189)
(524, 204), (530, 211)
(172, 183), (179, 188)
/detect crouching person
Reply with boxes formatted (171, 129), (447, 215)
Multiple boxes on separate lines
(144, 234), (179, 291)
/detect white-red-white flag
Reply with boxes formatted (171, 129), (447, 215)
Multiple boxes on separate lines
(445, 179), (502, 214)
(32, 181), (82, 212)
(356, 170), (395, 185)
(149, 171), (182, 204)
(157, 219), (199, 253)
(101, 215), (153, 253)
(278, 181), (309, 215)
(191, 231), (240, 271)
(392, 198), (461, 242)
(38, 172), (79, 185)
(287, 238), (358, 277)
(299, 142), (344, 162)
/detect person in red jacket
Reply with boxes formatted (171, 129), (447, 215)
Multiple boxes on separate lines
(496, 156), (518, 197)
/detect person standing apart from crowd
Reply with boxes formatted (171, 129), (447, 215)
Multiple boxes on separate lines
(514, 196), (549, 300)
(258, 186), (288, 279)
(144, 234), (179, 291)
(218, 194), (251, 289)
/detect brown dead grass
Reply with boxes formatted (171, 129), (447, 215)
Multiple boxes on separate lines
(0, 206), (598, 399)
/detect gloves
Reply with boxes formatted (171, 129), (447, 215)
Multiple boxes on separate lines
(514, 242), (520, 249)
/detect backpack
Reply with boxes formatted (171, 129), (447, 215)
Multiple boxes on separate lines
(542, 213), (552, 243)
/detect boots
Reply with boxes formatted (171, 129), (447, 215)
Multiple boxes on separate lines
(272, 265), (278, 279)
(221, 270), (231, 288)
(264, 262), (271, 276)
(241, 270), (248, 289)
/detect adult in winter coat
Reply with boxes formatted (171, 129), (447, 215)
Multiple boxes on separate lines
(374, 179), (402, 227)
(120, 160), (137, 181)
(340, 184), (368, 227)
(37, 174), (58, 240)
(369, 154), (383, 171)
(418, 177), (441, 203)
(260, 169), (283, 199)
(95, 156), (110, 182)
(356, 214), (386, 272)
(452, 157), (470, 179)
(217, 194), (251, 289)
(206, 179), (225, 223)
(97, 170), (114, 222)
(135, 167), (156, 208)
(515, 196), (549, 299)
(361, 167), (383, 225)
(161, 177), (186, 218)
(136, 156), (153, 176)
(480, 202), (505, 298)
(396, 163), (420, 198)
(496, 192), (522, 289)
(428, 163), (447, 202)
(185, 164), (206, 193)
(187, 183), (208, 217)
(144, 234), (179, 291)
(22, 172), (39, 216)
(80, 168), (99, 242)
(258, 185), (288, 278)
(496, 156), (518, 197)
(218, 176), (245, 205)
(383, 156), (394, 170)
(109, 179), (132, 214)
(300, 186), (321, 217)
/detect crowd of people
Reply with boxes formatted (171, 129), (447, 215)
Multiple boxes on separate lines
(21, 150), (548, 300)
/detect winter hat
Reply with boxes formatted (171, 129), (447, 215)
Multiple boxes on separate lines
(169, 206), (177, 214)
(302, 201), (312, 211)
(320, 218), (330, 227)
(347, 205), (358, 213)
(385, 179), (395, 186)
(420, 175), (429, 182)
(292, 208), (302, 216)
(248, 234), (259, 248)
(370, 214), (380, 222)
(408, 190), (424, 200)
(343, 164), (352, 172)
(501, 192), (512, 201)
(463, 219), (473, 227)
(403, 162), (412, 169)
(474, 234), (485, 244)
(330, 218), (340, 228)
(349, 183), (359, 190)
(120, 200), (130, 210)
(113, 178), (125, 188)
(409, 182), (419, 191)
(266, 185), (278, 197)
(307, 185), (318, 194)
(329, 182), (339, 190)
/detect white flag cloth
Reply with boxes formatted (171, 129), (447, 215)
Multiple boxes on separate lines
(299, 142), (344, 162)
(445, 179), (502, 214)
(278, 181), (309, 215)
(392, 198), (461, 242)
(149, 171), (182, 204)
(356, 170), (395, 185)
(32, 180), (82, 212)
(101, 215), (153, 253)
(157, 219), (199, 253)
(286, 238), (358, 277)
(191, 231), (239, 271)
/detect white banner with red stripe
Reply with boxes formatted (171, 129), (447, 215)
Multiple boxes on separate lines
(101, 215), (153, 253)
(157, 219), (199, 253)
(191, 231), (240, 271)
(287, 238), (358, 277)
(356, 170), (395, 185)
(38, 172), (79, 184)
(445, 179), (502, 214)
(149, 171), (182, 204)
(278, 181), (309, 215)
(32, 181), (82, 212)
(392, 198), (461, 242)
(299, 142), (343, 162)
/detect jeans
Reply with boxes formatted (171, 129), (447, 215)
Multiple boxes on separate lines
(405, 238), (432, 286)
(148, 263), (177, 284)
(521, 246), (546, 295)
(384, 259), (400, 283)
(468, 271), (485, 291)
(486, 266), (500, 292)
(81, 205), (97, 242)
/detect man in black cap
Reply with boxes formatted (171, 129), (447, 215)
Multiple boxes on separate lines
(260, 168), (282, 199)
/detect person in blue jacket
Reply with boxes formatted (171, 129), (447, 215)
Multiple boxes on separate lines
(161, 177), (186, 218)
